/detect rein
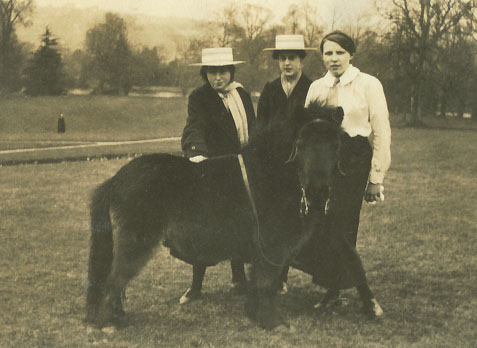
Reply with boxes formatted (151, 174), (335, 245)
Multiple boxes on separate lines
(237, 154), (284, 268)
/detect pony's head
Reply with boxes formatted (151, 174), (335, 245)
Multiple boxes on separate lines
(291, 102), (343, 205)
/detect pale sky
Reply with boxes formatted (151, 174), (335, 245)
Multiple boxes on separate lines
(36, 0), (377, 26)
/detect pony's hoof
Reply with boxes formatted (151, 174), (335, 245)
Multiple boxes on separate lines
(179, 288), (201, 304)
(230, 281), (247, 295)
(258, 312), (281, 330)
(313, 289), (340, 311)
(363, 298), (384, 319)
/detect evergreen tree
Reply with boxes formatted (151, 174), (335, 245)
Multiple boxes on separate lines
(25, 27), (64, 96)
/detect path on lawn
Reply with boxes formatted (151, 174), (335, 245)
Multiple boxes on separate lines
(0, 137), (181, 154)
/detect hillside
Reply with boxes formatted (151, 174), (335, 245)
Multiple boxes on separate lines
(16, 5), (205, 59)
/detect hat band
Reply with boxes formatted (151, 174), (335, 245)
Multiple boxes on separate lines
(202, 53), (235, 65)
(275, 39), (306, 50)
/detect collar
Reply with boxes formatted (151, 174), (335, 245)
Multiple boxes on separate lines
(281, 70), (302, 86)
(281, 71), (302, 97)
(217, 81), (243, 96)
(323, 65), (360, 87)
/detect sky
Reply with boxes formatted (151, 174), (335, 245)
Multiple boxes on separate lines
(35, 0), (377, 25)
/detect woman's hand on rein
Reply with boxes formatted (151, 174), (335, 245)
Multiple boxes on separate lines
(365, 183), (384, 204)
(189, 155), (207, 163)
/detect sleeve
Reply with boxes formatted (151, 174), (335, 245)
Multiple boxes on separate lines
(256, 82), (270, 132)
(243, 90), (257, 138)
(181, 90), (209, 158)
(367, 77), (391, 184)
(305, 81), (320, 107)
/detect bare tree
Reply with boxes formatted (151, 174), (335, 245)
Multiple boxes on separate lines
(0, 0), (33, 90)
(383, 0), (473, 126)
(301, 1), (324, 48)
(283, 4), (300, 34)
(214, 3), (243, 47)
(239, 3), (272, 64)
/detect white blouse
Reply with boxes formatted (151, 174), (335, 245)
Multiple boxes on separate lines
(305, 65), (391, 184)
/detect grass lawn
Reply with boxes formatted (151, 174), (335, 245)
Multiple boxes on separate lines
(0, 95), (188, 142)
(1, 125), (476, 347)
(0, 95), (187, 164)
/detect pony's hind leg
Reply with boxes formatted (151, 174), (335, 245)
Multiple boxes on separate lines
(96, 218), (160, 328)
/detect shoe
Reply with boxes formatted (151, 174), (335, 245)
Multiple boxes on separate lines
(230, 281), (247, 294)
(278, 282), (288, 295)
(363, 298), (384, 319)
(179, 288), (201, 304)
(314, 289), (340, 310)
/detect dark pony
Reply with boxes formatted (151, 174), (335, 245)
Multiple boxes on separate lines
(85, 103), (343, 330)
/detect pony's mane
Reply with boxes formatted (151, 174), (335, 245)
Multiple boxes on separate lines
(299, 101), (344, 126)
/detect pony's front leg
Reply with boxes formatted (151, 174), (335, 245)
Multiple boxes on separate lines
(247, 263), (283, 330)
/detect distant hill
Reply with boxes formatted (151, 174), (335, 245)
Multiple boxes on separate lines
(16, 5), (206, 60)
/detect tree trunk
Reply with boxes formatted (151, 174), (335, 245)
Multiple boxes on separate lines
(409, 85), (423, 126)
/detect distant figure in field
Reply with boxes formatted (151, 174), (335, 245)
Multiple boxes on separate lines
(179, 47), (256, 304)
(258, 34), (316, 294)
(57, 113), (65, 133)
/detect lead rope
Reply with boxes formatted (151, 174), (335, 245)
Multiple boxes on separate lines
(237, 154), (283, 267)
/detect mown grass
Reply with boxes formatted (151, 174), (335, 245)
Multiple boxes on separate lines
(1, 126), (476, 347)
(0, 95), (186, 164)
(0, 95), (188, 142)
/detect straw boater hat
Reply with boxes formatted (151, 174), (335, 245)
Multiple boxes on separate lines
(263, 35), (317, 51)
(190, 48), (245, 66)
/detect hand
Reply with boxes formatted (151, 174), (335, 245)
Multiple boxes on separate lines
(189, 155), (207, 163)
(365, 183), (384, 203)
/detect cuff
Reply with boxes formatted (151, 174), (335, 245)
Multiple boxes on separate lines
(369, 170), (384, 185)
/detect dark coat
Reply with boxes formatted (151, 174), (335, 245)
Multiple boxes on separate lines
(181, 83), (256, 158)
(256, 74), (312, 132)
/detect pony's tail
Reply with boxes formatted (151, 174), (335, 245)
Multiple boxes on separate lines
(85, 179), (114, 323)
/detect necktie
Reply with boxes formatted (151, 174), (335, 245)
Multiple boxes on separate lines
(327, 77), (340, 106)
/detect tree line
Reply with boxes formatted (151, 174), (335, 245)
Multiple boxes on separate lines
(1, 0), (476, 125)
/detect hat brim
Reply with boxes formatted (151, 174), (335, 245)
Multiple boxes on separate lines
(190, 61), (245, 66)
(263, 48), (317, 51)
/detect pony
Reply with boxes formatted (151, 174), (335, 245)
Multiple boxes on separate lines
(85, 103), (343, 330)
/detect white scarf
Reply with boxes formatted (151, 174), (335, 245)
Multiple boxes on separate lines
(218, 81), (249, 146)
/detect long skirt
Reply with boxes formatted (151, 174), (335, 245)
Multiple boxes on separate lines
(293, 134), (372, 289)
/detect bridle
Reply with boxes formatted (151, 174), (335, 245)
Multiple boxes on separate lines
(283, 120), (345, 217)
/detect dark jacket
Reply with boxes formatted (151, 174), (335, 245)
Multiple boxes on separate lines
(256, 74), (312, 131)
(181, 83), (256, 158)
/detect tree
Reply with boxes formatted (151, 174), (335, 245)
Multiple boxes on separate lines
(84, 13), (132, 96)
(0, 0), (33, 91)
(283, 4), (300, 34)
(25, 27), (64, 95)
(131, 46), (165, 86)
(301, 1), (324, 49)
(382, 0), (474, 126)
(214, 3), (243, 47)
(62, 48), (87, 89)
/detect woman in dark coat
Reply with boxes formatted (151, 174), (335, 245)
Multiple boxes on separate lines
(257, 35), (316, 294)
(179, 47), (256, 304)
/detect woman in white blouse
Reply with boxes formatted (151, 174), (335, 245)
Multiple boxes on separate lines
(305, 31), (391, 316)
